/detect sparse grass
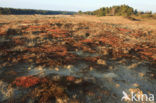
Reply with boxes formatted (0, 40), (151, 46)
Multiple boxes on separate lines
(0, 15), (156, 103)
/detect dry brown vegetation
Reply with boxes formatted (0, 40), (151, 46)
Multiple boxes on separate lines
(0, 15), (156, 103)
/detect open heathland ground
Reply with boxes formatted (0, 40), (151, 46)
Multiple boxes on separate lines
(0, 15), (156, 103)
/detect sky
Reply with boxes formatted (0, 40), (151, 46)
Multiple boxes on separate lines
(0, 0), (156, 12)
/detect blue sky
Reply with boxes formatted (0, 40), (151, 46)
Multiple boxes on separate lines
(0, 0), (156, 12)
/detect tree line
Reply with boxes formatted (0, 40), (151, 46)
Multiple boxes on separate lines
(79, 5), (154, 18)
(0, 7), (75, 15)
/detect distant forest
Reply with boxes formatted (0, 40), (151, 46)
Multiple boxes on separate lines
(79, 5), (154, 18)
(0, 7), (75, 15)
(0, 5), (155, 18)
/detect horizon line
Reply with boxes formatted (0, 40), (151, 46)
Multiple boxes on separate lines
(0, 4), (155, 13)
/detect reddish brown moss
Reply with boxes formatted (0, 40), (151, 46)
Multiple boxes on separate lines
(12, 76), (48, 88)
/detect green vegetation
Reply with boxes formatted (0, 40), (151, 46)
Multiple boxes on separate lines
(78, 10), (83, 14)
(0, 5), (155, 19)
(82, 5), (155, 19)
(0, 7), (75, 15)
(84, 5), (134, 17)
(138, 11), (153, 18)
